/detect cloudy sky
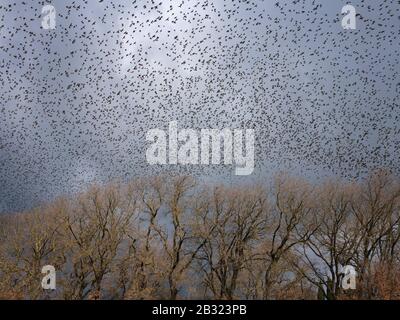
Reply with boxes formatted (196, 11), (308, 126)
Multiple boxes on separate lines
(0, 0), (399, 212)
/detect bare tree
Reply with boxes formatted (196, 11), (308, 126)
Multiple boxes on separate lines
(295, 180), (358, 300)
(59, 183), (137, 299)
(350, 170), (400, 298)
(1, 171), (399, 300)
(262, 175), (317, 299)
(0, 201), (66, 299)
(194, 185), (266, 299)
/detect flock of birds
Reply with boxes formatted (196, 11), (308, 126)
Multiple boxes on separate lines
(0, 0), (399, 212)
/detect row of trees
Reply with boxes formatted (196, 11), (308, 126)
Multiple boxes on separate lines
(0, 170), (399, 299)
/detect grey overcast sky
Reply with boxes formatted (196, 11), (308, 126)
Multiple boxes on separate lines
(0, 0), (399, 212)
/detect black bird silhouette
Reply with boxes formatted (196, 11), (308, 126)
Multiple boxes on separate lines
(0, 0), (399, 212)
